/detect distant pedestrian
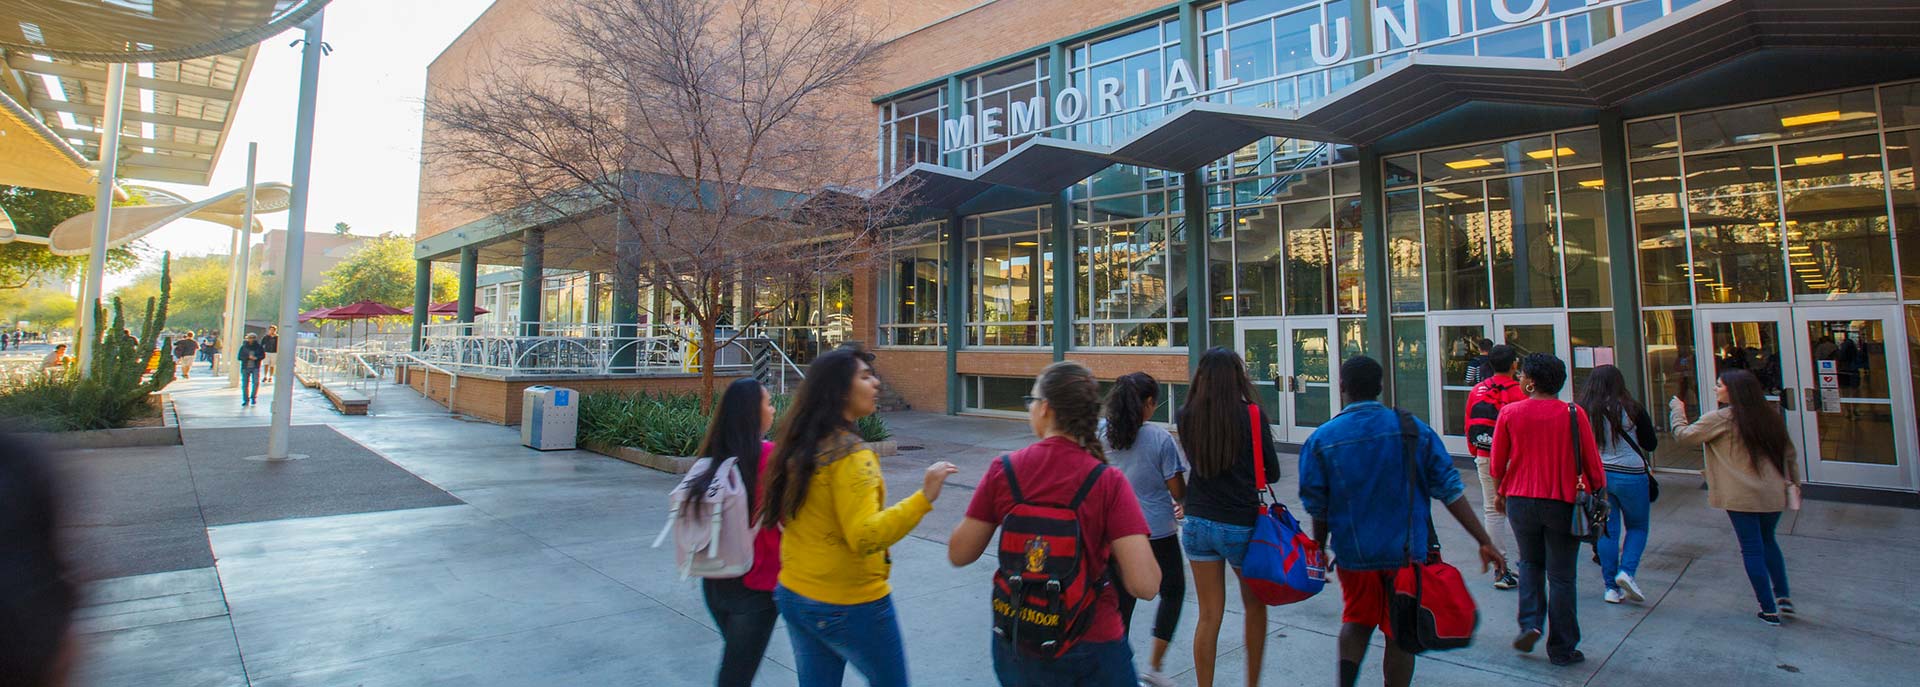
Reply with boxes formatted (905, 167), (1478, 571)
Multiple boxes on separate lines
(1177, 347), (1282, 687)
(1491, 353), (1605, 666)
(1099, 372), (1187, 686)
(202, 334), (219, 373)
(236, 333), (266, 406)
(1465, 344), (1525, 591)
(688, 378), (780, 687)
(948, 361), (1159, 687)
(757, 347), (956, 687)
(1464, 337), (1493, 386)
(171, 335), (199, 379)
(1669, 369), (1798, 626)
(1578, 365), (1658, 605)
(262, 325), (280, 382)
(1300, 356), (1507, 687)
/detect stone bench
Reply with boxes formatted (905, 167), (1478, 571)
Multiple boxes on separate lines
(319, 383), (371, 415)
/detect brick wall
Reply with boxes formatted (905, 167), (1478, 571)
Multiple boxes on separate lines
(872, 348), (949, 413)
(956, 350), (1054, 377)
(874, 0), (1174, 94)
(1065, 352), (1189, 384)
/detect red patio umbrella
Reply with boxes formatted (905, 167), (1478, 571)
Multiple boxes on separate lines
(298, 306), (335, 323)
(320, 301), (409, 350)
(399, 302), (489, 316)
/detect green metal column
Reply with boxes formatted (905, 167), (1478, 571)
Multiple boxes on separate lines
(1047, 43), (1072, 362)
(1598, 110), (1648, 401)
(611, 200), (642, 370)
(945, 211), (965, 414)
(1183, 169), (1209, 371)
(518, 227), (543, 337)
(1358, 146), (1393, 401)
(455, 246), (478, 331)
(411, 258), (430, 351)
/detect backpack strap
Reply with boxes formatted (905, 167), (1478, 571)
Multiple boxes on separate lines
(1000, 454), (1024, 506)
(1249, 403), (1274, 502)
(1067, 464), (1108, 510)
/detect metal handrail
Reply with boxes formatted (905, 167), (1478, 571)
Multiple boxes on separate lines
(397, 352), (460, 414)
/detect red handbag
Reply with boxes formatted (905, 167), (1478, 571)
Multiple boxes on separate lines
(1385, 410), (1479, 653)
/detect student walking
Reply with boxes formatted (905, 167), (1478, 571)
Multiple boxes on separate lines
(1491, 353), (1606, 666)
(1464, 344), (1524, 590)
(1668, 369), (1799, 625)
(1578, 365), (1659, 605)
(262, 325), (280, 382)
(687, 378), (781, 687)
(1300, 356), (1507, 687)
(1177, 348), (1282, 687)
(1096, 372), (1187, 686)
(171, 334), (198, 379)
(236, 333), (265, 405)
(758, 347), (957, 687)
(947, 361), (1160, 687)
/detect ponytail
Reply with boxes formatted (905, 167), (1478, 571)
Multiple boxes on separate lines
(1101, 372), (1158, 451)
(1037, 361), (1107, 463)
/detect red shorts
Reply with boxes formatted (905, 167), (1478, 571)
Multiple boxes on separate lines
(1336, 568), (1394, 636)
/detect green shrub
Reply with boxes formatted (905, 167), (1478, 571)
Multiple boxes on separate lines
(579, 388), (893, 456)
(0, 253), (173, 432)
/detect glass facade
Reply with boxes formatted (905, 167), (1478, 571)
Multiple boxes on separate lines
(880, 87), (945, 177)
(878, 220), (948, 346)
(968, 207), (1055, 347)
(963, 58), (1051, 169)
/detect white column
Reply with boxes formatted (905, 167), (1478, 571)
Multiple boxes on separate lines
(227, 144), (258, 388)
(78, 63), (128, 377)
(220, 219), (241, 378)
(267, 11), (326, 460)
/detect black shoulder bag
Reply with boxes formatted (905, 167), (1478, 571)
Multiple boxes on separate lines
(1616, 418), (1660, 503)
(1567, 404), (1609, 543)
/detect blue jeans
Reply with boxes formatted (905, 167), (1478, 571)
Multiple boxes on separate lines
(991, 636), (1135, 687)
(1598, 472), (1651, 590)
(1726, 511), (1790, 614)
(775, 586), (908, 687)
(1180, 516), (1252, 567)
(240, 366), (261, 404)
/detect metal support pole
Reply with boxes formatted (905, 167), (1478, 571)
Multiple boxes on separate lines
(220, 222), (241, 379)
(519, 228), (543, 336)
(267, 10), (328, 460)
(228, 144), (258, 387)
(1358, 146), (1393, 402)
(79, 63), (127, 377)
(1182, 169), (1208, 371)
(411, 258), (430, 351)
(1598, 111), (1648, 401)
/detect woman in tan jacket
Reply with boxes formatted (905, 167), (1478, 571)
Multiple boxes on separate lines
(1668, 369), (1799, 626)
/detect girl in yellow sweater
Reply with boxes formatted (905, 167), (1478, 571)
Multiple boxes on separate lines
(758, 347), (958, 686)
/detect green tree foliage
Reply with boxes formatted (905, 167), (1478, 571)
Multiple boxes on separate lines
(111, 254), (259, 332)
(303, 234), (455, 309)
(0, 287), (77, 329)
(334, 221), (352, 235)
(0, 185), (141, 289)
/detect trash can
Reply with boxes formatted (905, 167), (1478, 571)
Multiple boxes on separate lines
(520, 385), (578, 450)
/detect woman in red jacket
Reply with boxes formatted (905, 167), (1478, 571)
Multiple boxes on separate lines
(1491, 353), (1606, 667)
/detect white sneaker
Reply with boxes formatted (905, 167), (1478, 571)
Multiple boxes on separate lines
(1139, 669), (1176, 687)
(1604, 588), (1624, 604)
(1615, 572), (1645, 603)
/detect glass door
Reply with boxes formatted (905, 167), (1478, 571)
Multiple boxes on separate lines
(1236, 317), (1342, 444)
(1427, 313), (1491, 455)
(1693, 308), (1807, 474)
(1281, 317), (1339, 443)
(1792, 306), (1913, 490)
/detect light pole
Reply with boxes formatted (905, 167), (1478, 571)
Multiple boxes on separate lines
(227, 143), (259, 388)
(266, 10), (327, 460)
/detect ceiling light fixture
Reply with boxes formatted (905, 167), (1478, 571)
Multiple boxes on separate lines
(1526, 147), (1574, 160)
(1780, 111), (1842, 127)
(1444, 158), (1496, 170)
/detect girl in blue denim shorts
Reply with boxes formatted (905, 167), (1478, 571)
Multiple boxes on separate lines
(1175, 348), (1283, 687)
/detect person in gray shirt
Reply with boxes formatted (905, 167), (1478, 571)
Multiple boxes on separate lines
(1100, 372), (1188, 687)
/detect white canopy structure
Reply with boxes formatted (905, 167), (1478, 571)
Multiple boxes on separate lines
(45, 182), (292, 255)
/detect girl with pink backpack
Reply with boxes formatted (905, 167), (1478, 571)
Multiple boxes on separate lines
(665, 378), (780, 687)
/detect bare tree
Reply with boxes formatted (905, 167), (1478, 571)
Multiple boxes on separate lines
(423, 0), (923, 404)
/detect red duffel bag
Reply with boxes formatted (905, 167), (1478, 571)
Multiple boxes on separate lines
(1384, 410), (1479, 653)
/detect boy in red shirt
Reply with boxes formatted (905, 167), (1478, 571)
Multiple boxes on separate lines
(1465, 344), (1525, 589)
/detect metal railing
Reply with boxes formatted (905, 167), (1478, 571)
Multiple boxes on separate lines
(414, 321), (760, 377)
(293, 344), (392, 401)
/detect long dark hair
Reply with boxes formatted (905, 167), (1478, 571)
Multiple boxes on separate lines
(682, 378), (767, 517)
(1101, 372), (1158, 451)
(1038, 361), (1107, 463)
(1576, 365), (1642, 445)
(757, 347), (873, 528)
(1719, 369), (1792, 477)
(1178, 347), (1260, 478)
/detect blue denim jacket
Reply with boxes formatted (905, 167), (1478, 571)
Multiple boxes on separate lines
(1297, 401), (1465, 571)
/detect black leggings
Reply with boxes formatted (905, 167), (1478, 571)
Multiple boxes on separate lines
(702, 577), (778, 687)
(1115, 533), (1186, 642)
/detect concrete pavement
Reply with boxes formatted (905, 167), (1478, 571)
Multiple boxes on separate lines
(57, 375), (1920, 686)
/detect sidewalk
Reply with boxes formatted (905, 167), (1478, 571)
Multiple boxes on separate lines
(60, 376), (1920, 686)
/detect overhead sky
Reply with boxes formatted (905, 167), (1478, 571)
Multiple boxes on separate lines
(109, 0), (495, 292)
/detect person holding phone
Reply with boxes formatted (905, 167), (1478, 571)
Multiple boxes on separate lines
(1667, 369), (1799, 626)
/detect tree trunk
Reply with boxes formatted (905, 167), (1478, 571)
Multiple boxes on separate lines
(699, 314), (718, 410)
